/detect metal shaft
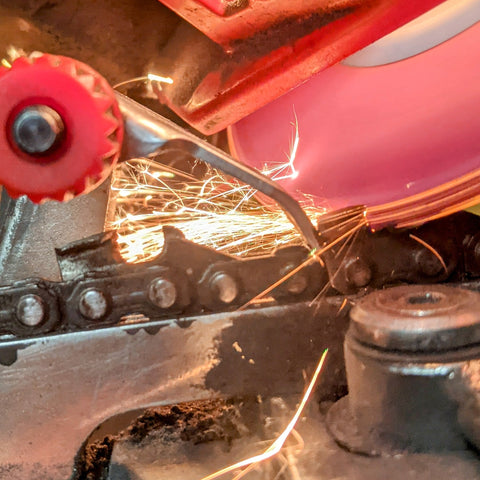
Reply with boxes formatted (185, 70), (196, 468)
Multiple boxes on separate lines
(11, 105), (64, 156)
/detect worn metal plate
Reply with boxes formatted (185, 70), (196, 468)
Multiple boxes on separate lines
(0, 299), (349, 479)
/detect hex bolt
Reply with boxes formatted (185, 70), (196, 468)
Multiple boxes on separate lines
(78, 288), (108, 320)
(148, 278), (177, 309)
(12, 105), (65, 155)
(210, 272), (238, 304)
(345, 258), (372, 288)
(16, 294), (45, 327)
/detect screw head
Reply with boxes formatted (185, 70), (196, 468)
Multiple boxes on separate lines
(415, 249), (444, 277)
(12, 105), (64, 155)
(78, 288), (108, 320)
(16, 294), (45, 327)
(211, 272), (238, 304)
(281, 264), (308, 295)
(148, 278), (177, 309)
(346, 258), (372, 288)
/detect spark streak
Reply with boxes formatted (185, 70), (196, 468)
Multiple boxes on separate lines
(409, 233), (448, 273)
(110, 113), (329, 263)
(110, 159), (323, 262)
(147, 73), (174, 84)
(198, 349), (328, 480)
(258, 112), (299, 182)
(113, 73), (173, 91)
(239, 216), (366, 310)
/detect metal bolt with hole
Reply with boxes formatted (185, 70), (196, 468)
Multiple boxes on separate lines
(210, 272), (238, 304)
(148, 278), (177, 309)
(78, 288), (108, 320)
(16, 294), (45, 327)
(327, 284), (480, 455)
(12, 105), (65, 155)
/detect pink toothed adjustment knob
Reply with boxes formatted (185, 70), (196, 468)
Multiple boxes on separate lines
(0, 53), (123, 203)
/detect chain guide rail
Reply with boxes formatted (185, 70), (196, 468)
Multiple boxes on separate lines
(0, 226), (327, 340)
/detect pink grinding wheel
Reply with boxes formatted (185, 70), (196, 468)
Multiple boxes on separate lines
(229, 21), (480, 229)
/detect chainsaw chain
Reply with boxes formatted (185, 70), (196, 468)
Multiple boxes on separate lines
(2, 211), (480, 340)
(0, 226), (326, 339)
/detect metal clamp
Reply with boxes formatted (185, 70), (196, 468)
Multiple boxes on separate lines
(117, 93), (320, 252)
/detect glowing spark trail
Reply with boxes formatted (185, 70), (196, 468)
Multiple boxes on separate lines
(409, 233), (448, 273)
(110, 159), (323, 262)
(263, 110), (299, 181)
(113, 73), (173, 91)
(198, 349), (328, 480)
(110, 115), (325, 263)
(240, 213), (366, 309)
(147, 73), (174, 84)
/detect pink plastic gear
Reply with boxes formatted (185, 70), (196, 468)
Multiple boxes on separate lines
(0, 53), (123, 203)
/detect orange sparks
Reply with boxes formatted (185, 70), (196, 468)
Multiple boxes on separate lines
(240, 217), (366, 309)
(110, 159), (325, 263)
(108, 109), (328, 263)
(199, 349), (328, 480)
(113, 73), (173, 91)
(409, 233), (448, 273)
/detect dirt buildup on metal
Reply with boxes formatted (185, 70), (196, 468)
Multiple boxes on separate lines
(78, 435), (116, 480)
(127, 398), (253, 446)
(76, 398), (260, 479)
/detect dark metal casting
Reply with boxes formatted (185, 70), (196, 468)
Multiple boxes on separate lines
(318, 211), (480, 295)
(327, 284), (480, 455)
